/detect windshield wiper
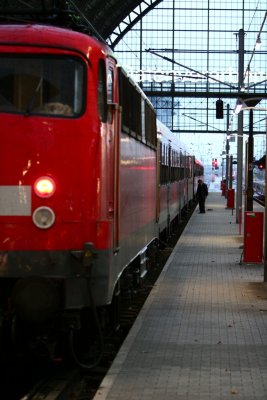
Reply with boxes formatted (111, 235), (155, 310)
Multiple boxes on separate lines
(25, 77), (43, 115)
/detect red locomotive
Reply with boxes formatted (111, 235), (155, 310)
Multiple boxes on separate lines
(0, 20), (203, 366)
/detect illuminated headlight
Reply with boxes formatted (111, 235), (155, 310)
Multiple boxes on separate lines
(34, 176), (56, 198)
(32, 206), (55, 229)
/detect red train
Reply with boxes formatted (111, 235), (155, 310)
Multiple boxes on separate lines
(0, 22), (203, 366)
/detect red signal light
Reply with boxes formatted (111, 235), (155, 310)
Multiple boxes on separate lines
(255, 155), (265, 170)
(214, 158), (219, 170)
(34, 177), (56, 198)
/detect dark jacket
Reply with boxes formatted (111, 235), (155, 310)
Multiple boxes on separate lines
(197, 182), (208, 199)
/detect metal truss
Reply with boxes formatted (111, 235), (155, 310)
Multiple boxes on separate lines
(107, 0), (163, 48)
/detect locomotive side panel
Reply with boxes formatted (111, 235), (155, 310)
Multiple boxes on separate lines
(120, 135), (157, 245)
(90, 68), (158, 306)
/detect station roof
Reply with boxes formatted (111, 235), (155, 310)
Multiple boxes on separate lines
(0, 1), (266, 139)
(83, 0), (144, 39)
(78, 0), (163, 47)
(0, 0), (154, 47)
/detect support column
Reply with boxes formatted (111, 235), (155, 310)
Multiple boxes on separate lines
(246, 110), (254, 211)
(264, 118), (267, 282)
(225, 104), (230, 195)
(236, 29), (244, 223)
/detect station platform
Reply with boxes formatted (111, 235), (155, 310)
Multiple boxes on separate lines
(93, 193), (267, 400)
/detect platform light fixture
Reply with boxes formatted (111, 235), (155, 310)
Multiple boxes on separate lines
(234, 97), (266, 114)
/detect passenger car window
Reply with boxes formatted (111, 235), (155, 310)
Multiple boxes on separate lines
(107, 68), (114, 103)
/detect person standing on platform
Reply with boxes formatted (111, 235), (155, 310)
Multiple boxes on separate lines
(197, 179), (208, 213)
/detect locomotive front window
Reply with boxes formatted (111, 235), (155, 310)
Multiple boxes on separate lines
(0, 55), (85, 117)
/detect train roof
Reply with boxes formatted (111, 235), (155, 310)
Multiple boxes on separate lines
(195, 159), (203, 166)
(157, 120), (192, 155)
(0, 23), (114, 61)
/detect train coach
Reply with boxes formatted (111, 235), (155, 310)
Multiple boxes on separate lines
(0, 21), (202, 366)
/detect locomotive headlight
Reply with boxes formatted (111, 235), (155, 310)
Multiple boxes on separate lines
(34, 176), (55, 198)
(32, 206), (55, 229)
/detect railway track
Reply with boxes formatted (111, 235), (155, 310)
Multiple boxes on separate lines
(19, 370), (80, 400)
(253, 196), (265, 207)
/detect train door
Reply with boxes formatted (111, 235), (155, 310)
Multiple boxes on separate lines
(182, 153), (186, 206)
(167, 144), (171, 234)
(185, 154), (189, 206)
(106, 58), (121, 253)
(156, 139), (161, 222)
